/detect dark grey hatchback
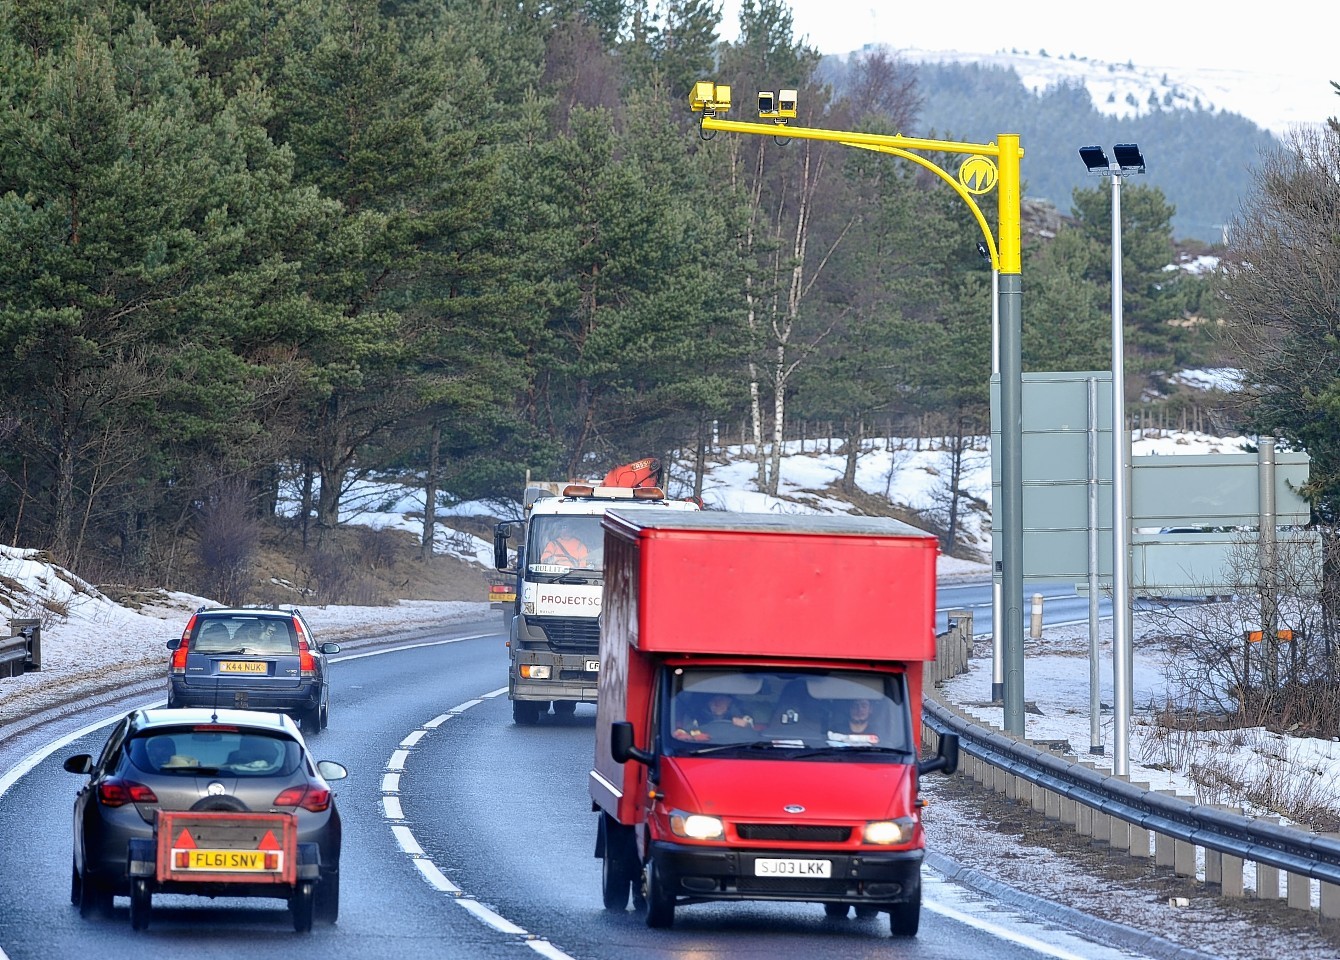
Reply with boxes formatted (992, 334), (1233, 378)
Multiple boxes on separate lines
(166, 607), (339, 731)
(65, 707), (346, 931)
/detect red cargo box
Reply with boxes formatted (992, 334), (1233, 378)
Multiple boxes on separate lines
(601, 512), (938, 662)
(155, 810), (297, 885)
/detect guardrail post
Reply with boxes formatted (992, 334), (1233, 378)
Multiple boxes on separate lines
(1254, 816), (1282, 899)
(1221, 853), (1245, 898)
(1256, 864), (1281, 899)
(1206, 846), (1222, 886)
(1174, 833), (1196, 877)
(1320, 839), (1340, 919)
(1127, 783), (1152, 859)
(1286, 871), (1312, 911)
(1152, 790), (1178, 867)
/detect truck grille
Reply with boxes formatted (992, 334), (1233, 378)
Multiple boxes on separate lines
(538, 617), (600, 652)
(736, 824), (852, 843)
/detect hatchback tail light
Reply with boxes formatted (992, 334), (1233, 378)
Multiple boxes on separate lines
(273, 783), (332, 812)
(98, 777), (158, 807)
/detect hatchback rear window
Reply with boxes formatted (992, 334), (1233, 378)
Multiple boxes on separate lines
(192, 616), (297, 654)
(128, 730), (302, 777)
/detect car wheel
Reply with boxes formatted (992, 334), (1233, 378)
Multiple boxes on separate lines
(319, 697), (330, 731)
(291, 880), (315, 933)
(129, 878), (152, 931)
(888, 890), (920, 937)
(600, 816), (637, 911)
(643, 859), (675, 929)
(512, 700), (542, 725)
(77, 863), (113, 919)
(823, 903), (850, 918)
(552, 700), (577, 717)
(854, 905), (879, 919)
(315, 869), (339, 924)
(300, 705), (322, 733)
(70, 857), (81, 906)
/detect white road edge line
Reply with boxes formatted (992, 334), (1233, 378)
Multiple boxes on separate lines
(923, 897), (1102, 960)
(384, 694), (577, 960)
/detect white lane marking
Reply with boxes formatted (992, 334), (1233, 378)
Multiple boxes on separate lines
(383, 694), (576, 960)
(334, 633), (493, 662)
(0, 697), (167, 799)
(391, 824), (424, 856)
(414, 857), (461, 893)
(457, 898), (528, 933)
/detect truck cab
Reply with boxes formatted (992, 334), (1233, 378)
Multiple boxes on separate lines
(494, 472), (699, 725)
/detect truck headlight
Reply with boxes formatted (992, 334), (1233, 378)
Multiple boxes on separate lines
(669, 810), (724, 840)
(519, 664), (551, 679)
(863, 817), (916, 845)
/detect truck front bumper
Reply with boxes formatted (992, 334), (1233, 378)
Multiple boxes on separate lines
(647, 839), (923, 906)
(509, 651), (600, 702)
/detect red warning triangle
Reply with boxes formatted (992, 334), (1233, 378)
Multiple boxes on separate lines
(175, 828), (196, 849)
(258, 829), (281, 851)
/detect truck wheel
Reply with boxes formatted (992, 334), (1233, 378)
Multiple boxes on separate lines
(512, 700), (542, 725)
(600, 816), (637, 911)
(552, 700), (577, 717)
(129, 878), (152, 931)
(291, 880), (315, 932)
(888, 891), (920, 937)
(643, 860), (675, 929)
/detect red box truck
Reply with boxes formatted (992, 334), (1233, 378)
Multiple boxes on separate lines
(589, 511), (958, 937)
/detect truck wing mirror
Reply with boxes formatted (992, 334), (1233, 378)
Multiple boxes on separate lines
(917, 732), (959, 776)
(610, 721), (653, 766)
(493, 521), (517, 571)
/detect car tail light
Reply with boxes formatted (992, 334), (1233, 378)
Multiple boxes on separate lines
(273, 783), (332, 812)
(171, 615), (196, 673)
(295, 619), (317, 676)
(98, 777), (158, 807)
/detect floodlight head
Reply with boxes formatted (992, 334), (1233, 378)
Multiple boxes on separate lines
(1079, 145), (1109, 172)
(1112, 143), (1146, 174)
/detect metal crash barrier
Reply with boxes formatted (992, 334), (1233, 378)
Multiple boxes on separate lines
(922, 628), (1340, 923)
(1, 618), (41, 678)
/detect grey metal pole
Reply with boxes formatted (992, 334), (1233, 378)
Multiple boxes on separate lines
(1000, 273), (1026, 736)
(1087, 376), (1103, 754)
(1259, 436), (1278, 684)
(1110, 163), (1133, 777)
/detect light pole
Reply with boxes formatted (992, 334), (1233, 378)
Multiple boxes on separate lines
(1079, 143), (1145, 776)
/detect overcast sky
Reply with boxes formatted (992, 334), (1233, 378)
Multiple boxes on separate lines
(714, 0), (1336, 85)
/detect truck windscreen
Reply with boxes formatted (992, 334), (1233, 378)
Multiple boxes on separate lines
(528, 515), (605, 575)
(664, 668), (914, 756)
